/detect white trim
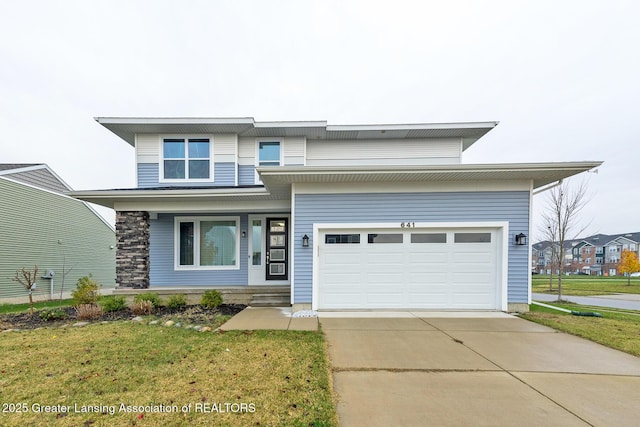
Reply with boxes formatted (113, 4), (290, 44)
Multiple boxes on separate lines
(234, 134), (239, 186)
(113, 199), (289, 213)
(254, 138), (284, 183)
(134, 133), (139, 185)
(291, 183), (296, 304)
(527, 180), (533, 305)
(173, 216), (241, 271)
(312, 221), (509, 311)
(294, 181), (532, 194)
(159, 135), (215, 184)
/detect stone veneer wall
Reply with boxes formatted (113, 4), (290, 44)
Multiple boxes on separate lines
(115, 211), (150, 289)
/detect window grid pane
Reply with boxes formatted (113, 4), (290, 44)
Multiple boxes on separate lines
(188, 140), (210, 158)
(179, 222), (194, 265)
(411, 233), (447, 244)
(164, 140), (185, 158)
(200, 221), (237, 266)
(368, 234), (403, 244)
(259, 141), (280, 165)
(164, 160), (185, 179)
(189, 160), (210, 179)
(454, 233), (492, 243)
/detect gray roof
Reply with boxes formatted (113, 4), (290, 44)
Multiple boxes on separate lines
(0, 163), (42, 171)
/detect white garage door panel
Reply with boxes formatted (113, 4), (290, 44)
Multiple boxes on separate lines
(318, 227), (500, 310)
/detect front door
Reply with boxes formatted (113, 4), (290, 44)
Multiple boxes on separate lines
(266, 218), (288, 280)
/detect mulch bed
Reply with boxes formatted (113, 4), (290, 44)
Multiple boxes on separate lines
(0, 304), (246, 331)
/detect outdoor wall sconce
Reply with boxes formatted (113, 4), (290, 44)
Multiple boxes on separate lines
(302, 234), (310, 247)
(515, 233), (528, 246)
(241, 231), (246, 238)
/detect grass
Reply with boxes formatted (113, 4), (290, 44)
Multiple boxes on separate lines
(0, 322), (337, 427)
(532, 275), (640, 296)
(521, 302), (640, 357)
(0, 299), (74, 314)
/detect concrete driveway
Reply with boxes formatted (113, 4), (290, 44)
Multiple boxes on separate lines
(320, 312), (640, 427)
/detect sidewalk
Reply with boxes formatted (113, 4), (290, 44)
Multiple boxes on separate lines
(218, 307), (318, 331)
(533, 293), (640, 311)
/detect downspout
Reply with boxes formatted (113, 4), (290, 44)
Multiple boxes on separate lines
(532, 301), (602, 317)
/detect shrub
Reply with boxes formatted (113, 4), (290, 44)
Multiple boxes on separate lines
(72, 275), (101, 305)
(130, 300), (153, 315)
(75, 304), (104, 320)
(166, 294), (187, 310)
(39, 308), (68, 321)
(133, 293), (161, 308)
(99, 295), (127, 313)
(201, 290), (223, 309)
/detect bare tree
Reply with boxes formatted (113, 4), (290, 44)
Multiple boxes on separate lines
(12, 265), (39, 315)
(538, 224), (558, 291)
(540, 180), (590, 301)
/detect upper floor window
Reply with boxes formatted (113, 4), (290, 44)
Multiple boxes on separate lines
(255, 140), (282, 183)
(258, 141), (281, 167)
(162, 138), (211, 181)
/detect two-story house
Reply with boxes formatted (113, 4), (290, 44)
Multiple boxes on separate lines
(73, 118), (601, 312)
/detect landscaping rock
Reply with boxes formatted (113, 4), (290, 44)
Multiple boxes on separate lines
(193, 325), (202, 331)
(131, 316), (144, 322)
(163, 320), (175, 327)
(292, 310), (318, 318)
(174, 322), (182, 328)
(148, 320), (159, 325)
(72, 322), (90, 327)
(200, 326), (212, 332)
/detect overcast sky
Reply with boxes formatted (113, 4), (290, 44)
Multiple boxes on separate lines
(1, 0), (638, 240)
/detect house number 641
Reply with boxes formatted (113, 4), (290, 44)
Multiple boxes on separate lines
(400, 222), (415, 228)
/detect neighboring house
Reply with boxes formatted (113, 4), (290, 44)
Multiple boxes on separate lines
(73, 118), (601, 312)
(535, 233), (640, 276)
(0, 164), (116, 303)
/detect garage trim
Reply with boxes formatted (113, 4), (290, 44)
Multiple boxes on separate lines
(312, 221), (509, 311)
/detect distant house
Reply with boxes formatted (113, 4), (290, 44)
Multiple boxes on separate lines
(74, 117), (601, 312)
(533, 232), (640, 276)
(0, 164), (115, 303)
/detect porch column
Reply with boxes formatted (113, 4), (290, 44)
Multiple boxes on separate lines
(115, 211), (150, 289)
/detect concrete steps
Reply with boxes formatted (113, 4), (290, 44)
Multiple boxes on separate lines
(250, 292), (291, 307)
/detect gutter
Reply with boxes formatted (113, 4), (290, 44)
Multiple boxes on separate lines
(532, 179), (562, 196)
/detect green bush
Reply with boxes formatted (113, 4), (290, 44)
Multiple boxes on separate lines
(166, 294), (187, 310)
(201, 290), (223, 309)
(133, 293), (162, 308)
(71, 275), (101, 305)
(39, 308), (68, 321)
(99, 295), (127, 313)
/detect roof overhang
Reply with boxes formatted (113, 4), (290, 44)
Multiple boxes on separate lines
(72, 161), (601, 209)
(258, 161), (602, 191)
(94, 117), (498, 151)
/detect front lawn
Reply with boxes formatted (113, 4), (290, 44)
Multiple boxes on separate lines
(532, 275), (640, 296)
(0, 322), (337, 426)
(520, 303), (640, 357)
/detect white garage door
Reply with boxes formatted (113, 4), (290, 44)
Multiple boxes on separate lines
(317, 228), (500, 310)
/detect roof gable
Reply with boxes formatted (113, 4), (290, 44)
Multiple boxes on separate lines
(0, 164), (72, 193)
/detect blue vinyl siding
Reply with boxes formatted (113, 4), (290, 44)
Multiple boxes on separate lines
(293, 191), (530, 305)
(238, 164), (256, 185)
(137, 163), (236, 188)
(149, 213), (248, 286)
